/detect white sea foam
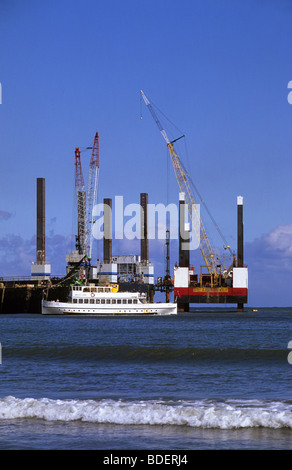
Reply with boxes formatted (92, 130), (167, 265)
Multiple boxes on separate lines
(0, 396), (292, 429)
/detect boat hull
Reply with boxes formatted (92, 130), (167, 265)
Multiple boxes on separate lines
(41, 300), (177, 316)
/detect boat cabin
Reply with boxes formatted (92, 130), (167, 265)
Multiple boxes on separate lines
(68, 285), (146, 305)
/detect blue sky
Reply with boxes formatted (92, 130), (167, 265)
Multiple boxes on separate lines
(0, 0), (292, 307)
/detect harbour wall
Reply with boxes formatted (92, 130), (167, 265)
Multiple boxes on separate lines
(0, 281), (153, 314)
(0, 282), (69, 314)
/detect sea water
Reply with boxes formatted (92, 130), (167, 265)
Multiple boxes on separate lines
(0, 308), (291, 450)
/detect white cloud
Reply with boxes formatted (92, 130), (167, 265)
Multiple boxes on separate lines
(245, 224), (292, 306)
(265, 224), (292, 256)
(0, 233), (75, 277)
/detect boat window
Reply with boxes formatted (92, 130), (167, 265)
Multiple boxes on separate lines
(96, 299), (100, 304)
(90, 288), (97, 293)
(101, 299), (105, 304)
(78, 299), (83, 304)
(73, 299), (77, 304)
(133, 299), (137, 304)
(84, 299), (88, 304)
(128, 299), (132, 304)
(90, 299), (94, 304)
(83, 288), (90, 293)
(106, 299), (111, 304)
(112, 299), (116, 304)
(105, 288), (110, 292)
(117, 299), (121, 304)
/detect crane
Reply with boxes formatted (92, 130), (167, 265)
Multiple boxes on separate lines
(86, 132), (99, 260)
(74, 132), (99, 261)
(74, 147), (87, 256)
(140, 90), (233, 281)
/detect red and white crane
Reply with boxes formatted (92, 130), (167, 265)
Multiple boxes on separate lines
(74, 132), (99, 260)
(86, 132), (99, 260)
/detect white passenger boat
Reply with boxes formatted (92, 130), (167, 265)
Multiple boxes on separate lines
(41, 284), (177, 315)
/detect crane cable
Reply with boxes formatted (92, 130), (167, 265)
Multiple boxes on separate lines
(178, 155), (233, 257)
(140, 91), (234, 258)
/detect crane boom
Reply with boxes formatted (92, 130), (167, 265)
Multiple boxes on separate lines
(86, 132), (99, 260)
(140, 90), (220, 277)
(140, 91), (170, 144)
(75, 147), (87, 255)
(74, 132), (99, 261)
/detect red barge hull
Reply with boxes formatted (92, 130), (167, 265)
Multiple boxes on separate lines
(174, 286), (248, 304)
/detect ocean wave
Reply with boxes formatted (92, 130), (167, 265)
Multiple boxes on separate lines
(5, 345), (287, 363)
(0, 396), (292, 429)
